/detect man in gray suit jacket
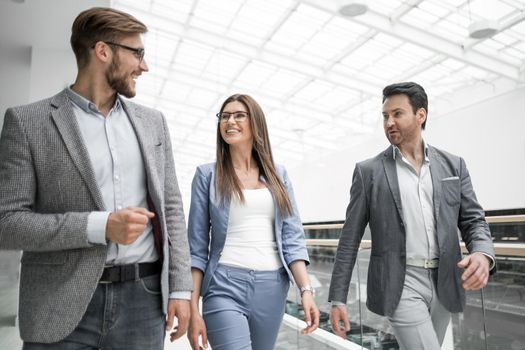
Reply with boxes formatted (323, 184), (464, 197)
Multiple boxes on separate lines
(329, 82), (495, 349)
(0, 7), (192, 349)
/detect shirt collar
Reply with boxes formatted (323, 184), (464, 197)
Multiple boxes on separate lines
(66, 86), (122, 114)
(392, 141), (430, 162)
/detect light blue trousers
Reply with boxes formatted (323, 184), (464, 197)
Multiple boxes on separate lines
(202, 264), (290, 350)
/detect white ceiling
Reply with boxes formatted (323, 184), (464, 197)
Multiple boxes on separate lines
(6, 0), (522, 201)
(111, 0), (525, 198)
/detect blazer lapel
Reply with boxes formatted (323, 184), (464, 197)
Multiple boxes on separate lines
(209, 170), (230, 247)
(382, 147), (405, 223)
(122, 101), (159, 200)
(428, 146), (444, 223)
(50, 91), (105, 210)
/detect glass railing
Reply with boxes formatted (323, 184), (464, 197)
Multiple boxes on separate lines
(280, 213), (525, 350)
(1, 213), (524, 350)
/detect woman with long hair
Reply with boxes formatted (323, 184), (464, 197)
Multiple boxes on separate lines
(185, 94), (319, 350)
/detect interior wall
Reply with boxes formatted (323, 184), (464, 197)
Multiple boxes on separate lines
(29, 47), (77, 103)
(0, 45), (32, 130)
(289, 86), (525, 223)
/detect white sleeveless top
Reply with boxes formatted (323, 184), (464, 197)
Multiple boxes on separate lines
(219, 188), (283, 270)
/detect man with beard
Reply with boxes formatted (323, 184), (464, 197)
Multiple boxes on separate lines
(0, 7), (192, 349)
(328, 82), (495, 349)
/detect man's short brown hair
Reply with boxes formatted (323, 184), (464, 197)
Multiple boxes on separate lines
(71, 7), (147, 68)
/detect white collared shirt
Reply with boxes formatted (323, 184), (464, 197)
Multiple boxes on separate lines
(393, 142), (439, 260)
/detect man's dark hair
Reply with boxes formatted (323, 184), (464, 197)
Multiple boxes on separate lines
(382, 82), (428, 129)
(71, 7), (147, 69)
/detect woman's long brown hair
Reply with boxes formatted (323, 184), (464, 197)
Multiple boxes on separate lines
(215, 94), (293, 216)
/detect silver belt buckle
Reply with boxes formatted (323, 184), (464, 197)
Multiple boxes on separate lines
(424, 259), (438, 268)
(99, 265), (115, 284)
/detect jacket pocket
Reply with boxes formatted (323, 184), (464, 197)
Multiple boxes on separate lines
(21, 251), (67, 265)
(442, 177), (460, 206)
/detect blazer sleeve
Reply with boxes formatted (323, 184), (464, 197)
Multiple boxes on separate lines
(0, 108), (92, 251)
(328, 164), (369, 303)
(280, 166), (309, 266)
(457, 157), (495, 261)
(160, 113), (193, 293)
(187, 166), (211, 273)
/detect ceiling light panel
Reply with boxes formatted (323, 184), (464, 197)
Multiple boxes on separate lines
(418, 1), (452, 18)
(134, 74), (161, 97)
(275, 114), (321, 134)
(440, 58), (466, 71)
(191, 0), (243, 35)
(509, 20), (525, 40)
(267, 3), (332, 54)
(295, 16), (368, 63)
(226, 0), (294, 44)
(474, 41), (522, 65)
(438, 0), (467, 6)
(160, 80), (192, 104)
(400, 7), (442, 30)
(500, 47), (525, 63)
(235, 60), (278, 89)
(492, 31), (519, 45)
(113, 0), (150, 11)
(203, 50), (247, 81)
(291, 80), (334, 102)
(432, 13), (470, 42)
(144, 33), (179, 69)
(150, 0), (193, 23)
(259, 69), (309, 97)
(185, 88), (220, 111)
(173, 40), (215, 74)
(116, 3), (185, 36)
(367, 0), (404, 16)
(468, 0), (516, 19)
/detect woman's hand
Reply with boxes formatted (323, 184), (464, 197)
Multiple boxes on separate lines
(300, 291), (320, 334)
(186, 313), (208, 350)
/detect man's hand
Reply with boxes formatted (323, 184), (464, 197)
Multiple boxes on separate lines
(167, 299), (191, 342)
(457, 252), (491, 290)
(300, 292), (319, 334)
(105, 207), (154, 244)
(330, 304), (350, 338)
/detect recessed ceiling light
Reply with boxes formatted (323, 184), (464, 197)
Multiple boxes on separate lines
(337, 0), (368, 17)
(468, 19), (499, 39)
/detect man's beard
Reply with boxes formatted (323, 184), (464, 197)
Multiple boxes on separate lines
(106, 56), (136, 98)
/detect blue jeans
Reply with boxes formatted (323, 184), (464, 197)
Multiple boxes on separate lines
(202, 264), (290, 350)
(23, 274), (165, 350)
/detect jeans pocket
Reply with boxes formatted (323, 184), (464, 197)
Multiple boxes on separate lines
(139, 274), (161, 295)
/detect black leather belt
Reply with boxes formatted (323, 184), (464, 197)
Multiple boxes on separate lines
(99, 261), (161, 283)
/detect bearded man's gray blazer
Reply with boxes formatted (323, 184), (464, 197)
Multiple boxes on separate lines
(0, 89), (193, 343)
(328, 145), (495, 317)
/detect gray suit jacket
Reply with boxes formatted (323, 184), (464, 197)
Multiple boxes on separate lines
(328, 145), (495, 317)
(0, 89), (192, 343)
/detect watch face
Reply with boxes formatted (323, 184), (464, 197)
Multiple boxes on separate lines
(300, 286), (315, 295)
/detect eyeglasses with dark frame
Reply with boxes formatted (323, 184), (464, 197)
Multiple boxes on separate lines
(104, 41), (145, 63)
(216, 111), (249, 123)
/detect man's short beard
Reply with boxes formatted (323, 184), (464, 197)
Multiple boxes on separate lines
(106, 56), (135, 98)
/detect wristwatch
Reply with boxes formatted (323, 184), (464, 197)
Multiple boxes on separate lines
(299, 285), (315, 297)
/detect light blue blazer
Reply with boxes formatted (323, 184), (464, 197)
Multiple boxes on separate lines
(188, 163), (310, 295)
